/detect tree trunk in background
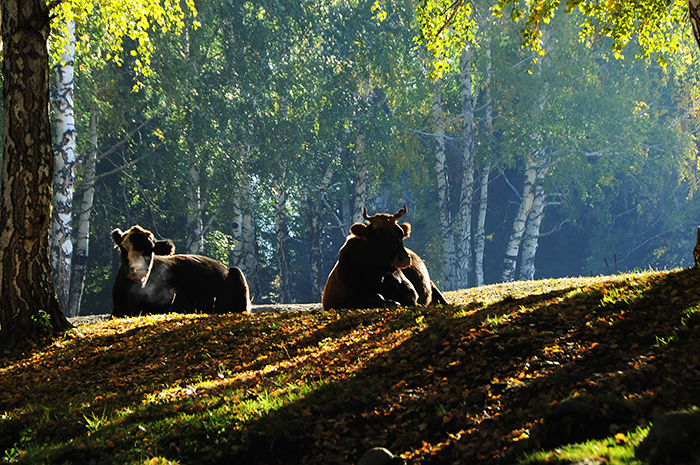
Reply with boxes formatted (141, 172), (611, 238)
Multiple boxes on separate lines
(432, 79), (456, 290)
(474, 164), (491, 287)
(185, 152), (204, 254)
(50, 19), (77, 314)
(501, 155), (538, 282)
(456, 47), (475, 289)
(519, 179), (546, 281)
(231, 153), (260, 302)
(306, 168), (332, 301)
(231, 205), (244, 267)
(273, 176), (292, 303)
(352, 133), (368, 223)
(67, 111), (98, 317)
(475, 35), (495, 287)
(0, 0), (71, 348)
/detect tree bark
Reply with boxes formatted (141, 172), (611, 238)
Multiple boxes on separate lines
(50, 19), (77, 314)
(501, 155), (538, 282)
(474, 164), (491, 287)
(518, 179), (546, 281)
(475, 36), (495, 287)
(67, 111), (98, 317)
(306, 168), (332, 301)
(230, 151), (260, 303)
(0, 0), (71, 348)
(433, 78), (456, 290)
(689, 0), (700, 51)
(273, 176), (292, 303)
(456, 47), (475, 289)
(185, 151), (205, 254)
(352, 133), (368, 224)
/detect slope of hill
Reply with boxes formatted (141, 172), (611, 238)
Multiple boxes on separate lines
(2, 268), (700, 464)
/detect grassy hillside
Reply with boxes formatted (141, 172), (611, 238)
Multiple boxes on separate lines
(2, 268), (700, 464)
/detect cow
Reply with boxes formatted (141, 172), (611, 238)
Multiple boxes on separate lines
(322, 206), (447, 311)
(111, 225), (252, 317)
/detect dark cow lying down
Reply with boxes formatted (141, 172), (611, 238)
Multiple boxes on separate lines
(111, 225), (251, 317)
(322, 206), (447, 311)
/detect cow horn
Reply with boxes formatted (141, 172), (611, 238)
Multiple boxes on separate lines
(362, 206), (371, 221)
(394, 205), (407, 220)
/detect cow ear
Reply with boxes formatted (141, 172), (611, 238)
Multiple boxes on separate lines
(153, 239), (176, 256)
(111, 228), (124, 246)
(350, 223), (369, 241)
(400, 222), (411, 238)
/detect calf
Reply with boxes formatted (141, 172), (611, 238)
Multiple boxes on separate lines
(111, 225), (251, 317)
(322, 206), (446, 311)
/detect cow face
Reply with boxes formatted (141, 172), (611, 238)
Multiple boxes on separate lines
(350, 206), (412, 271)
(112, 225), (175, 287)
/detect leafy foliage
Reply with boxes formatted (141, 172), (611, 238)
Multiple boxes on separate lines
(4, 269), (700, 463)
(53, 0), (198, 85)
(415, 0), (690, 74)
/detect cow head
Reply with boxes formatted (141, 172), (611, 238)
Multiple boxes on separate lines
(350, 206), (412, 271)
(112, 225), (175, 287)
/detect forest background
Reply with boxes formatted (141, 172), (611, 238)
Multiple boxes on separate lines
(44, 0), (700, 317)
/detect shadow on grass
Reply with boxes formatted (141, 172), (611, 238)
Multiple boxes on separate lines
(3, 268), (700, 464)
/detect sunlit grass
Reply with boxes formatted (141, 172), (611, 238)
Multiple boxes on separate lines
(520, 426), (649, 464)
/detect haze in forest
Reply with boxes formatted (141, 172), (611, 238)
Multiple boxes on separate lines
(46, 0), (700, 316)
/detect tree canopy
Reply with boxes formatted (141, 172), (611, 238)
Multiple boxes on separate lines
(413, 0), (696, 75)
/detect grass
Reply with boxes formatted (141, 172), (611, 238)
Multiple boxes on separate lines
(3, 268), (700, 464)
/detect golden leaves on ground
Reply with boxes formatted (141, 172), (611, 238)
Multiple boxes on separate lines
(3, 268), (700, 464)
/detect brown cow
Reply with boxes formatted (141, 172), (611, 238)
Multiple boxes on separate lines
(322, 206), (447, 311)
(111, 225), (251, 317)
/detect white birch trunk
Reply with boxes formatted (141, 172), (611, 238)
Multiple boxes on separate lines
(230, 147), (259, 302)
(433, 79), (456, 290)
(185, 154), (204, 254)
(474, 164), (491, 287)
(456, 48), (475, 289)
(519, 179), (546, 281)
(501, 156), (538, 282)
(231, 203), (244, 268)
(67, 111), (98, 317)
(273, 177), (292, 303)
(50, 19), (76, 313)
(475, 35), (495, 287)
(352, 133), (368, 224)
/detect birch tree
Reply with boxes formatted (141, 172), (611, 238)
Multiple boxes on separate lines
(184, 148), (205, 254)
(230, 151), (260, 303)
(67, 111), (99, 317)
(473, 33), (495, 287)
(518, 179), (546, 280)
(473, 165), (491, 286)
(432, 78), (456, 290)
(50, 19), (77, 314)
(352, 134), (369, 224)
(455, 47), (476, 288)
(501, 156), (539, 282)
(232, 184), (260, 303)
